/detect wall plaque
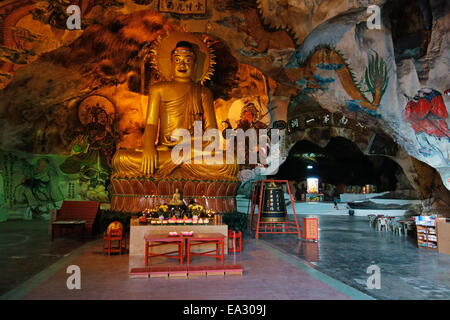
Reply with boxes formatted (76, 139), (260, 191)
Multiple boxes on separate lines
(159, 0), (207, 14)
(288, 111), (369, 134)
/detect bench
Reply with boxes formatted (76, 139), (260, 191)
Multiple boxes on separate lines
(51, 201), (100, 240)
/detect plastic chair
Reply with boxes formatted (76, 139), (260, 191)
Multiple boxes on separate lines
(393, 222), (404, 235)
(390, 218), (403, 235)
(368, 215), (377, 228)
(376, 217), (389, 232)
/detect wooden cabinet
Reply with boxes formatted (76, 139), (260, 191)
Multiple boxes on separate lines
(416, 225), (438, 250)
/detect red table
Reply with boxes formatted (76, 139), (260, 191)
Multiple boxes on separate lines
(186, 233), (226, 264)
(144, 234), (184, 266)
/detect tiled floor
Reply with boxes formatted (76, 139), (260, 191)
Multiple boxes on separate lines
(4, 237), (366, 300)
(263, 215), (450, 300)
(4, 215), (450, 300)
(0, 220), (85, 296)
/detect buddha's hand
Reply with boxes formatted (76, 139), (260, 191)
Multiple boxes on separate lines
(141, 147), (158, 175)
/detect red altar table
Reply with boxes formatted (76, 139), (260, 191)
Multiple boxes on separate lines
(186, 233), (226, 264)
(144, 234), (184, 265)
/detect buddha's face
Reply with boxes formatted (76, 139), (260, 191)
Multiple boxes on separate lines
(171, 47), (195, 80)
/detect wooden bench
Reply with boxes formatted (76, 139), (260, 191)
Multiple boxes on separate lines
(51, 201), (100, 240)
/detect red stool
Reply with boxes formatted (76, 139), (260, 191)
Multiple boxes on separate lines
(228, 230), (243, 253)
(103, 221), (126, 255)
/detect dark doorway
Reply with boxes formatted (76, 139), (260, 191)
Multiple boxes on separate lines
(275, 137), (407, 192)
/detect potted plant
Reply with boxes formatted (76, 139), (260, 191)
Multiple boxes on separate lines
(222, 211), (248, 234)
(223, 211), (248, 253)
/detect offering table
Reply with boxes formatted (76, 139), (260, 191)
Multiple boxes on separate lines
(129, 219), (228, 258)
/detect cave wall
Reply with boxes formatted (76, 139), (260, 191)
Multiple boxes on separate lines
(0, 1), (277, 215)
(0, 0), (448, 215)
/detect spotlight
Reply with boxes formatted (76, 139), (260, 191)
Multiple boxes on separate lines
(307, 165), (313, 170)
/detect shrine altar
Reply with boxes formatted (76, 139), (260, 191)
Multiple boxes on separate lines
(129, 219), (228, 257)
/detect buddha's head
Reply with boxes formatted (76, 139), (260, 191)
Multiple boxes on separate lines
(171, 41), (196, 81)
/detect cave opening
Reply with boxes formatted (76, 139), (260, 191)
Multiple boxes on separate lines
(274, 137), (413, 199)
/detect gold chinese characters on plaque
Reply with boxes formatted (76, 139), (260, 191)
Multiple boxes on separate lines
(159, 0), (207, 14)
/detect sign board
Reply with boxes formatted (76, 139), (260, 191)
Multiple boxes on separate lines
(287, 111), (369, 134)
(159, 0), (207, 14)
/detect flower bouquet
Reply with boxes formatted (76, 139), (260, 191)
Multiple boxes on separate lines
(156, 204), (169, 220)
(189, 204), (204, 217)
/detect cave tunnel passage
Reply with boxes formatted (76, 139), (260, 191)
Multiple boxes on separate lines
(274, 137), (409, 195)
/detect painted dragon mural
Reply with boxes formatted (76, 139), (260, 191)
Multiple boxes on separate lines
(285, 45), (389, 116)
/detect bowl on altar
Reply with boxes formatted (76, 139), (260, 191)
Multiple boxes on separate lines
(168, 232), (179, 237)
(182, 231), (194, 236)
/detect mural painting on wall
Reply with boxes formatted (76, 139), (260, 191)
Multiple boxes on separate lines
(221, 98), (271, 170)
(286, 46), (389, 118)
(59, 95), (119, 202)
(0, 145), (116, 219)
(236, 7), (296, 56)
(0, 0), (87, 89)
(403, 88), (450, 167)
(14, 158), (64, 219)
(31, 0), (124, 29)
(0, 152), (65, 219)
(208, 54), (278, 183)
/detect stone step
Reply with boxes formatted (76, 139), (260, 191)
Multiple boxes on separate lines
(129, 264), (244, 279)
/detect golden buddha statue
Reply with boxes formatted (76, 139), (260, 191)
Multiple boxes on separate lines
(169, 188), (184, 206)
(112, 32), (239, 181)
